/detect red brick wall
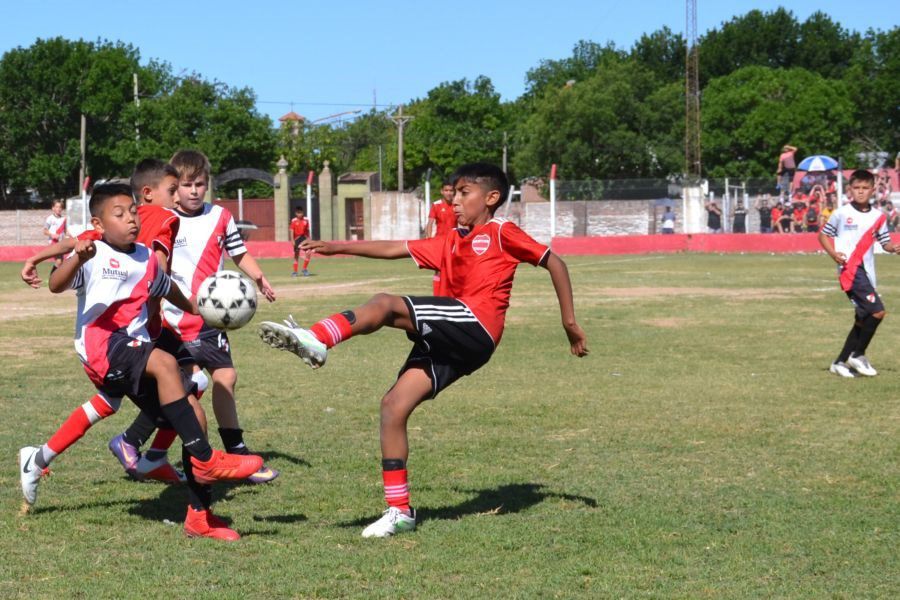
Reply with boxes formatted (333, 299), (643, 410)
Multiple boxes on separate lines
(212, 198), (275, 241)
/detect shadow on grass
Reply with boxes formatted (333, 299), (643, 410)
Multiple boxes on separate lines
(253, 450), (311, 468)
(339, 482), (599, 528)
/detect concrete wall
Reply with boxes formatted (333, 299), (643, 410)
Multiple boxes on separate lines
(0, 210), (53, 245)
(369, 192), (423, 240)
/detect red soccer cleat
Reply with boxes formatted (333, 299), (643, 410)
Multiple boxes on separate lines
(190, 449), (263, 484)
(183, 506), (240, 541)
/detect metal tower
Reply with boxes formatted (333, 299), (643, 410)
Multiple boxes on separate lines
(685, 0), (701, 180)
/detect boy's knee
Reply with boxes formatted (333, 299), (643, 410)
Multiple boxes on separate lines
(873, 310), (886, 320)
(211, 367), (237, 388)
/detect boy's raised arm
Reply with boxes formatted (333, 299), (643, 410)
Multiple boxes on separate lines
(49, 239), (95, 293)
(542, 252), (588, 357)
(21, 238), (78, 288)
(302, 239), (409, 259)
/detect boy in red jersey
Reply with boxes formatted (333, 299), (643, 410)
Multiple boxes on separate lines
(819, 169), (900, 378)
(259, 163), (588, 537)
(157, 150), (279, 484)
(425, 179), (460, 293)
(18, 183), (263, 540)
(290, 205), (312, 277)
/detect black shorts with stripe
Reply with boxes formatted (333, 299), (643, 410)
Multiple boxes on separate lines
(400, 296), (495, 398)
(845, 267), (885, 319)
(293, 235), (308, 251)
(156, 327), (234, 370)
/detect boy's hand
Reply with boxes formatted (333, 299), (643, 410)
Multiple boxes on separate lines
(564, 322), (589, 357)
(301, 239), (335, 255)
(74, 239), (96, 262)
(832, 252), (848, 266)
(21, 260), (42, 288)
(256, 274), (276, 302)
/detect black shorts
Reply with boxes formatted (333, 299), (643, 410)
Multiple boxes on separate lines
(94, 332), (155, 400)
(131, 369), (197, 425)
(156, 327), (234, 370)
(293, 235), (308, 251)
(845, 268), (885, 319)
(399, 296), (495, 399)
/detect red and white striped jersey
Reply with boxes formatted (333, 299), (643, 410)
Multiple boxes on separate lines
(45, 213), (67, 243)
(72, 241), (171, 386)
(162, 204), (246, 341)
(823, 202), (891, 290)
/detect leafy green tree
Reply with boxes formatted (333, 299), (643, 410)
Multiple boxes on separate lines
(0, 37), (142, 205)
(702, 66), (857, 177)
(630, 26), (686, 83)
(842, 27), (900, 154)
(522, 40), (624, 103)
(513, 60), (681, 179)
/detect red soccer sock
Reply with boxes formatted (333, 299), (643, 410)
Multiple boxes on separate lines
(292, 259), (298, 272)
(302, 256), (311, 270)
(309, 313), (353, 348)
(46, 394), (115, 455)
(382, 468), (410, 512)
(150, 428), (178, 452)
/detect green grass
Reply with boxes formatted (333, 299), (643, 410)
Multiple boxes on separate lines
(0, 253), (898, 598)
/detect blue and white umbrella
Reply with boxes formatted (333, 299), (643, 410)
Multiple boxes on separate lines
(797, 155), (839, 171)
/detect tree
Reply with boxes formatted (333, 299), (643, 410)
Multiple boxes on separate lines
(0, 37), (142, 205)
(522, 40), (624, 103)
(702, 66), (857, 177)
(513, 60), (681, 180)
(630, 26), (686, 83)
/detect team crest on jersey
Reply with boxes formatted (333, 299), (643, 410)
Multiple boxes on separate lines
(109, 258), (119, 268)
(471, 234), (491, 255)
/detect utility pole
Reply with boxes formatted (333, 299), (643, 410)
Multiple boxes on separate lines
(502, 131), (508, 174)
(133, 72), (140, 141)
(79, 113), (87, 191)
(390, 104), (413, 191)
(684, 0), (701, 181)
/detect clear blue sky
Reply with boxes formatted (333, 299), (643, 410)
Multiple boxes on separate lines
(4, 0), (896, 124)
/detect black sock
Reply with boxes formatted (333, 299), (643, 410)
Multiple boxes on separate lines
(854, 315), (882, 356)
(219, 427), (246, 453)
(122, 411), (158, 449)
(837, 323), (861, 363)
(160, 397), (212, 462)
(382, 458), (405, 471)
(183, 445), (212, 511)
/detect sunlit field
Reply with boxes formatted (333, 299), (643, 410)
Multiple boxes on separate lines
(1, 253), (897, 598)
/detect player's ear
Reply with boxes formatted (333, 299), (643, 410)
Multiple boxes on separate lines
(90, 215), (104, 234)
(141, 185), (154, 202)
(485, 189), (501, 207)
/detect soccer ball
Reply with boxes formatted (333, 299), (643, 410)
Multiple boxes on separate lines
(196, 270), (258, 330)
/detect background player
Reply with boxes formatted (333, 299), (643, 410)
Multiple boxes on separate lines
(425, 179), (459, 293)
(259, 162), (588, 538)
(290, 205), (312, 277)
(42, 199), (68, 269)
(819, 169), (899, 378)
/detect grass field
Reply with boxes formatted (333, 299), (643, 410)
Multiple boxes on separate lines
(1, 252), (898, 599)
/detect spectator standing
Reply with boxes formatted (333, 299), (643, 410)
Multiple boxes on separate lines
(733, 201), (747, 233)
(755, 195), (773, 233)
(776, 145), (798, 201)
(779, 202), (794, 233)
(705, 200), (722, 233)
(770, 202), (783, 233)
(661, 206), (676, 234)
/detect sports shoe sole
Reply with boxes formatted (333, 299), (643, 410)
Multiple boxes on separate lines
(258, 322), (326, 369)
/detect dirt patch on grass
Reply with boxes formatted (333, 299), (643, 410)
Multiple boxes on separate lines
(641, 317), (692, 328)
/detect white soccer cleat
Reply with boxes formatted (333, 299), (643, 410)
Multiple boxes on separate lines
(18, 446), (43, 507)
(846, 354), (877, 377)
(258, 317), (327, 369)
(361, 507), (417, 538)
(829, 361), (856, 378)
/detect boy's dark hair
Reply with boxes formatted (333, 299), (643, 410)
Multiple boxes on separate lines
(90, 182), (134, 216)
(131, 159), (178, 193)
(450, 163), (509, 209)
(170, 149), (211, 181)
(294, 205), (304, 212)
(849, 169), (875, 185)
(441, 177), (454, 187)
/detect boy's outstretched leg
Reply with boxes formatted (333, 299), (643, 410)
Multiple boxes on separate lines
(362, 367), (431, 538)
(19, 393), (118, 510)
(182, 445), (239, 541)
(258, 293), (414, 368)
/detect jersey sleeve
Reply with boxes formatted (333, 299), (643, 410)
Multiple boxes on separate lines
(148, 255), (172, 298)
(406, 236), (445, 271)
(151, 213), (179, 258)
(822, 209), (840, 238)
(876, 215), (892, 247)
(223, 211), (247, 258)
(498, 222), (550, 266)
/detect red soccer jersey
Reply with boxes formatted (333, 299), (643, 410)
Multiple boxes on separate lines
(406, 218), (550, 344)
(290, 216), (310, 238)
(428, 200), (458, 237)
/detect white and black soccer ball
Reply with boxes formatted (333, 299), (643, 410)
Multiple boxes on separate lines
(196, 270), (258, 330)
